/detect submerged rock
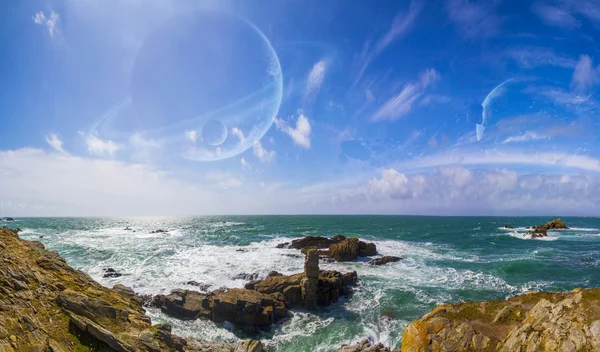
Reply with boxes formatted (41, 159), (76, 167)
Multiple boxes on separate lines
(368, 256), (402, 265)
(400, 287), (600, 352)
(103, 267), (123, 278)
(337, 339), (392, 352)
(150, 229), (168, 234)
(233, 272), (260, 281)
(503, 225), (514, 229)
(0, 226), (267, 351)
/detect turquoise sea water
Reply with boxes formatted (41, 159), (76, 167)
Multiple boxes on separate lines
(4, 216), (600, 351)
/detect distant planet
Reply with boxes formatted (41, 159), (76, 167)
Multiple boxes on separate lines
(92, 10), (282, 161)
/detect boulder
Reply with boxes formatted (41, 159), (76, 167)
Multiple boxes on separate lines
(329, 238), (360, 261)
(368, 256), (402, 265)
(358, 241), (377, 256)
(186, 281), (211, 291)
(503, 225), (514, 229)
(5, 217), (14, 221)
(337, 339), (391, 352)
(233, 272), (260, 281)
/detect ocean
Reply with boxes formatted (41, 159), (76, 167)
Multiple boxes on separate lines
(5, 216), (600, 351)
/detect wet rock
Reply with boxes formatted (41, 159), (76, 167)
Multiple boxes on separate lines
(102, 268), (123, 278)
(267, 271), (282, 277)
(527, 218), (569, 238)
(151, 288), (287, 330)
(329, 238), (360, 261)
(124, 226), (132, 231)
(503, 225), (514, 229)
(5, 217), (14, 221)
(186, 281), (211, 291)
(233, 272), (260, 281)
(337, 339), (391, 352)
(277, 235), (347, 249)
(150, 229), (168, 234)
(358, 241), (377, 257)
(234, 340), (268, 352)
(368, 256), (402, 265)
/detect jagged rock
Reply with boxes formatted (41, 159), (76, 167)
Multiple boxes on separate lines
(527, 218), (569, 238)
(150, 229), (168, 234)
(276, 235), (347, 249)
(233, 272), (260, 281)
(151, 288), (288, 330)
(368, 256), (402, 265)
(113, 284), (144, 306)
(329, 238), (360, 261)
(337, 339), (392, 352)
(400, 288), (600, 352)
(5, 217), (14, 221)
(503, 225), (514, 229)
(186, 281), (211, 291)
(103, 267), (123, 278)
(267, 271), (282, 277)
(0, 226), (265, 351)
(250, 250), (357, 309)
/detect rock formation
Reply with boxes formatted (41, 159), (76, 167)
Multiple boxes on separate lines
(151, 248), (357, 331)
(527, 218), (569, 238)
(368, 256), (402, 265)
(301, 248), (319, 309)
(278, 235), (378, 262)
(0, 226), (267, 351)
(401, 288), (600, 351)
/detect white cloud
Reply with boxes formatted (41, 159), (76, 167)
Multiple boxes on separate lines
(253, 141), (276, 163)
(231, 127), (246, 143)
(371, 69), (440, 121)
(376, 0), (424, 53)
(502, 131), (548, 143)
(32, 11), (60, 37)
(86, 135), (120, 157)
(275, 114), (312, 149)
(446, 0), (501, 39)
(571, 55), (600, 93)
(185, 130), (197, 143)
(531, 3), (580, 28)
(505, 47), (578, 69)
(367, 169), (412, 200)
(355, 0), (423, 83)
(204, 171), (243, 190)
(45, 133), (67, 154)
(306, 60), (326, 96)
(241, 157), (251, 169)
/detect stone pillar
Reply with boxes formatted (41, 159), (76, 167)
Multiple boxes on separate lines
(301, 248), (319, 309)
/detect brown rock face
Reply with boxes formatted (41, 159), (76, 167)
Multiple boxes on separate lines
(527, 218), (569, 238)
(301, 248), (319, 309)
(329, 238), (360, 261)
(401, 288), (600, 352)
(276, 235), (347, 249)
(0, 226), (267, 351)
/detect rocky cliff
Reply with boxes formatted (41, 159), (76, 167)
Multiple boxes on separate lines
(0, 227), (266, 352)
(401, 288), (600, 351)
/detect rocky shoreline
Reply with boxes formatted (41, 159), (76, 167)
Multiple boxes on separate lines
(3, 225), (600, 351)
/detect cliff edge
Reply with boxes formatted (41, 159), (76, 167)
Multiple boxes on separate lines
(401, 288), (600, 351)
(0, 227), (266, 352)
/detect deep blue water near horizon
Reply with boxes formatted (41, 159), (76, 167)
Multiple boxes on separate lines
(4, 215), (600, 351)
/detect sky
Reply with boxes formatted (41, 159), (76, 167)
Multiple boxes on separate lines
(1, 0), (600, 216)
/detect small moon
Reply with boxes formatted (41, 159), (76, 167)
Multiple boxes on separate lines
(202, 119), (228, 146)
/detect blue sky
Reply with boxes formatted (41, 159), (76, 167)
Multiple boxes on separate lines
(1, 0), (600, 216)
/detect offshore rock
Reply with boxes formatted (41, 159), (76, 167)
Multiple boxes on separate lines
(401, 288), (600, 352)
(528, 218), (569, 238)
(337, 339), (392, 352)
(276, 235), (347, 249)
(368, 256), (403, 265)
(0, 226), (267, 351)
